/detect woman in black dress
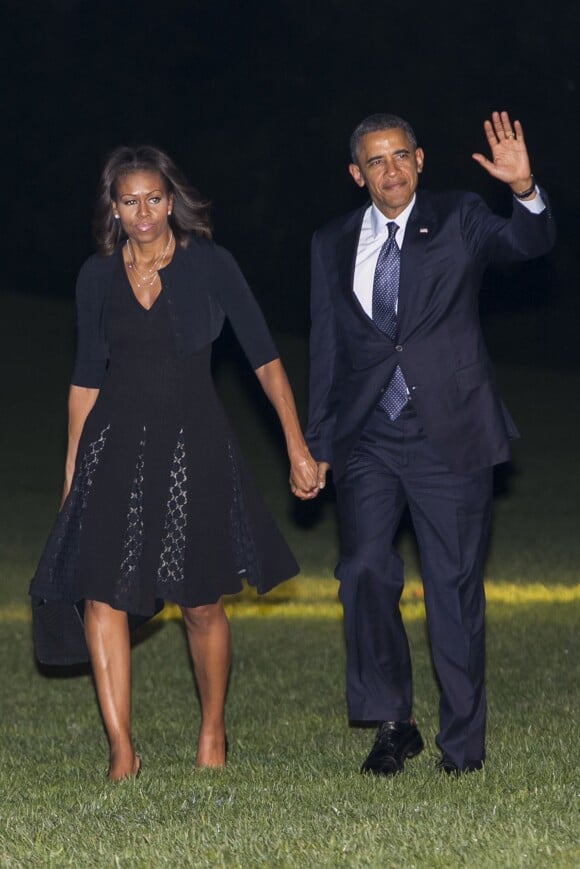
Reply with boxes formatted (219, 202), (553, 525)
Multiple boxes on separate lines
(30, 146), (319, 780)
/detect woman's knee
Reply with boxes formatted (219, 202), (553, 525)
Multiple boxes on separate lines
(85, 599), (125, 622)
(181, 600), (224, 632)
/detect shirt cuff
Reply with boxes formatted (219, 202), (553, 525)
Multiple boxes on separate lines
(515, 188), (545, 214)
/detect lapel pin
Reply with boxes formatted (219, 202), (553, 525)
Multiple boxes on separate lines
(419, 227), (429, 234)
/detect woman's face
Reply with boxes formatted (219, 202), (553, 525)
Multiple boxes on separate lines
(111, 170), (173, 244)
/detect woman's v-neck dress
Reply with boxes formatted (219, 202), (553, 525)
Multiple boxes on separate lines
(30, 253), (298, 619)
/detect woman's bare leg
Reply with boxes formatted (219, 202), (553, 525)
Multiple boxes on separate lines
(181, 600), (231, 767)
(84, 600), (140, 781)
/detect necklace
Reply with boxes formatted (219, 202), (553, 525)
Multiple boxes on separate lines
(126, 231), (174, 289)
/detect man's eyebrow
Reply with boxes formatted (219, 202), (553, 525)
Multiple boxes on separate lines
(365, 149), (410, 165)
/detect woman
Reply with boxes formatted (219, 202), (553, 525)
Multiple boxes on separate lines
(30, 145), (319, 780)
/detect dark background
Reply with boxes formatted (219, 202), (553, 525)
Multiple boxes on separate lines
(2, 0), (578, 342)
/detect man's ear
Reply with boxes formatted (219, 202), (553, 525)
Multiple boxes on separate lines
(349, 163), (366, 188)
(415, 148), (425, 174)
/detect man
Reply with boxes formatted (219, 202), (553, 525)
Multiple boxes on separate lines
(305, 111), (555, 776)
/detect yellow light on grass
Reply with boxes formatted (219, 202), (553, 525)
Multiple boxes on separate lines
(4, 578), (578, 624)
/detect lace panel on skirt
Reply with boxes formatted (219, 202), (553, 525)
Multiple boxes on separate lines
(158, 428), (187, 584)
(48, 424), (111, 596)
(116, 427), (146, 604)
(227, 440), (260, 583)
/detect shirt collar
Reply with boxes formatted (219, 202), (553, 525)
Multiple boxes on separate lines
(370, 194), (417, 239)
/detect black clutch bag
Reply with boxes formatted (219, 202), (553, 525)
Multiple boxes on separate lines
(31, 596), (89, 666)
(31, 596), (164, 667)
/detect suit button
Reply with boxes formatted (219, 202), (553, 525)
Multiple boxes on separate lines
(395, 344), (403, 352)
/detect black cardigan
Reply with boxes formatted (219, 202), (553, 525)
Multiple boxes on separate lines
(71, 235), (279, 388)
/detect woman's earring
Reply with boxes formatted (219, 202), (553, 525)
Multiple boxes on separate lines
(114, 213), (120, 219)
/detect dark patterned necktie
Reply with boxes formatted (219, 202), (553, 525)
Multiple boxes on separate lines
(372, 221), (408, 420)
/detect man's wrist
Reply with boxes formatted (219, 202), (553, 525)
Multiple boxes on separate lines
(511, 175), (536, 200)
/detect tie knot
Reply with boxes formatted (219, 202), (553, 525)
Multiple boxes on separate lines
(387, 222), (399, 240)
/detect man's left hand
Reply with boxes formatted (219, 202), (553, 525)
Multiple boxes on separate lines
(472, 110), (535, 196)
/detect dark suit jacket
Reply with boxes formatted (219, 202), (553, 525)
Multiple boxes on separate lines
(306, 189), (556, 480)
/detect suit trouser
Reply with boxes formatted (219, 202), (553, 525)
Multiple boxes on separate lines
(335, 404), (492, 768)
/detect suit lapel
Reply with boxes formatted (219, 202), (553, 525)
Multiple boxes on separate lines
(397, 193), (433, 336)
(336, 205), (366, 301)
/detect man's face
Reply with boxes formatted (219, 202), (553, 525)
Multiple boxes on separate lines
(349, 128), (424, 218)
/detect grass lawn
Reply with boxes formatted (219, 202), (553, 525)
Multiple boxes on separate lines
(0, 292), (579, 866)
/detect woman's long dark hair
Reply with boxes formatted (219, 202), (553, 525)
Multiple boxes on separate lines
(93, 145), (212, 255)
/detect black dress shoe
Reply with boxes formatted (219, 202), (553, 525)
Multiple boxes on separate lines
(361, 720), (424, 776)
(436, 756), (484, 776)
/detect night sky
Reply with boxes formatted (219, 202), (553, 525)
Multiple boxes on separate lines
(3, 0), (579, 339)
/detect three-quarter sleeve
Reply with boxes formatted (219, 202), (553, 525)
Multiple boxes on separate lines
(70, 257), (109, 388)
(211, 247), (279, 370)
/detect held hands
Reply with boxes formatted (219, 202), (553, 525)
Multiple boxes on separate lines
(289, 452), (329, 500)
(472, 111), (535, 197)
(315, 461), (330, 492)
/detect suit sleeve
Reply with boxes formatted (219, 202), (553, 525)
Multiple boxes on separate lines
(304, 232), (345, 466)
(70, 258), (109, 388)
(461, 188), (556, 264)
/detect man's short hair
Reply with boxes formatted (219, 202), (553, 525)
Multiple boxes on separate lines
(350, 114), (418, 163)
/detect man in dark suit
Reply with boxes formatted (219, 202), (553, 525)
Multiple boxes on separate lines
(305, 111), (555, 776)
